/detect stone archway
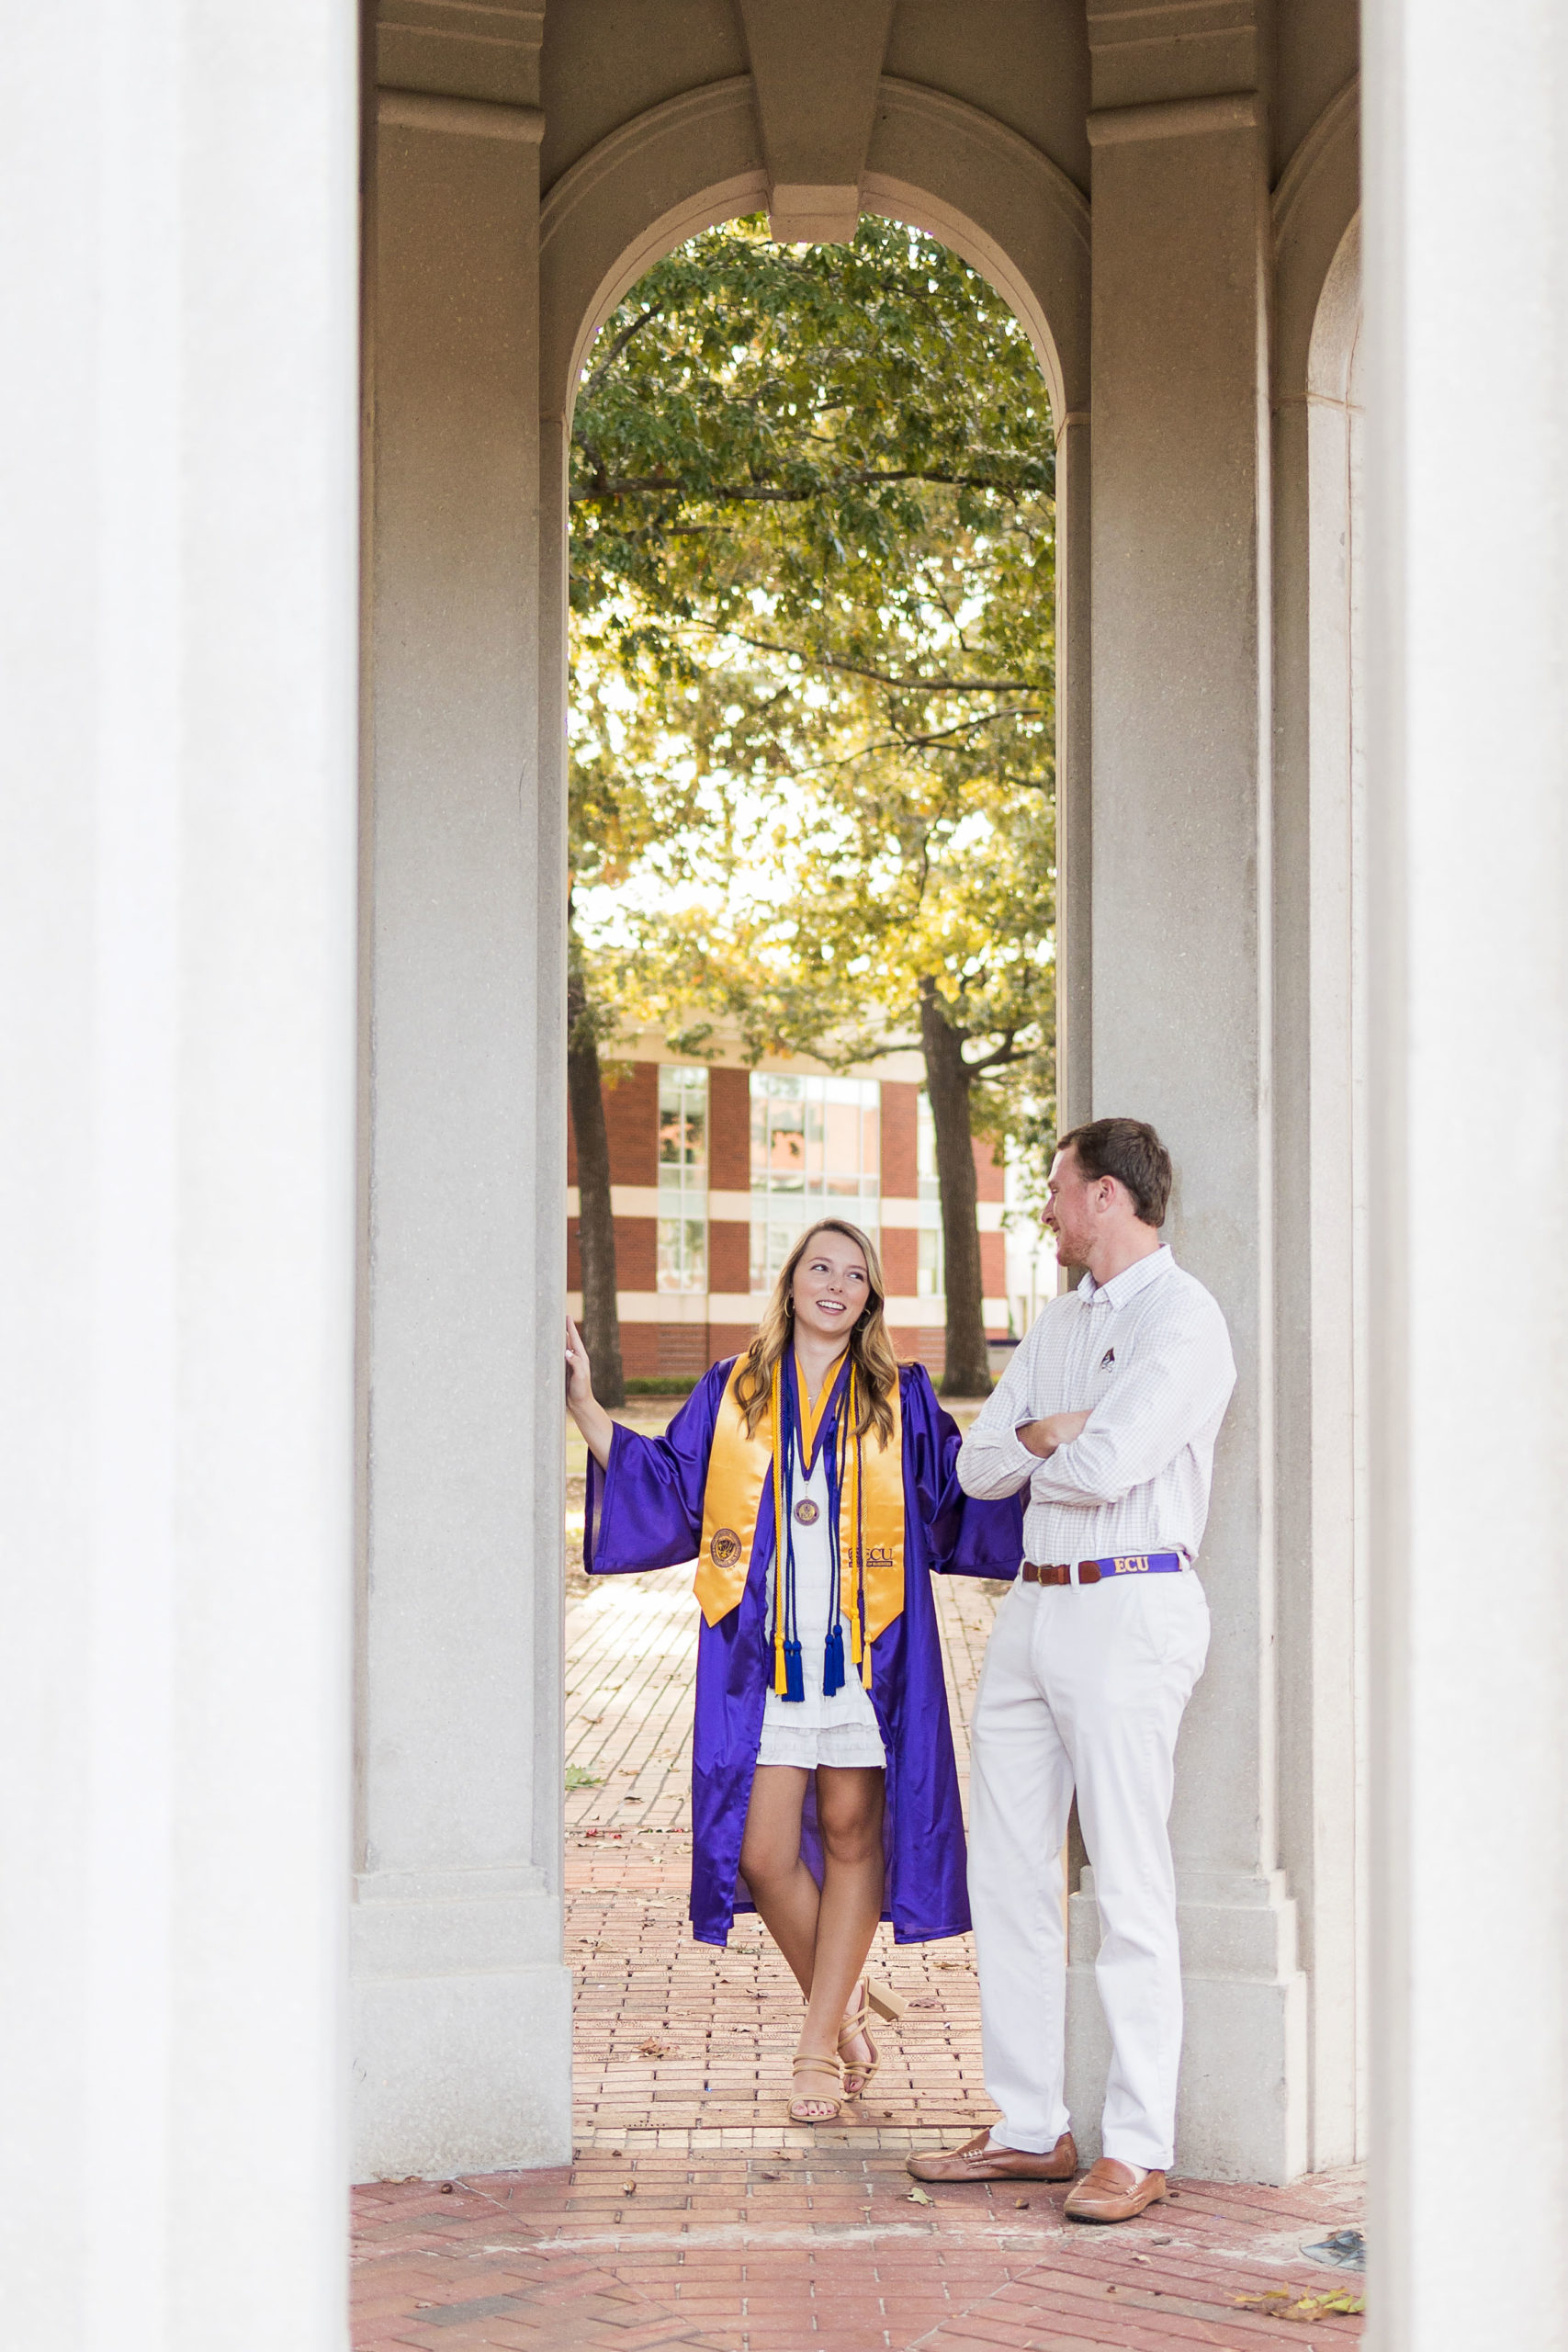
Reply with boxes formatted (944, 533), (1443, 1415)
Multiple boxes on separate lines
(355, 15), (1364, 2194)
(535, 74), (1093, 1129)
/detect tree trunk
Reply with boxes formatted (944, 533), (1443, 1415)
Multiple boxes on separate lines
(567, 973), (626, 1408)
(918, 981), (991, 1396)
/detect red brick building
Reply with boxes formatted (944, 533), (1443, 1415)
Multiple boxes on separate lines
(567, 1039), (1009, 1382)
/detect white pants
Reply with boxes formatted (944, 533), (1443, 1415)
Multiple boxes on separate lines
(967, 1570), (1210, 2172)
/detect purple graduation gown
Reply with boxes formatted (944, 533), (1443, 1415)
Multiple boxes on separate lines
(584, 1358), (1023, 1946)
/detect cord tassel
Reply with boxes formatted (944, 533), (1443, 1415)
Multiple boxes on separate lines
(821, 1619), (845, 1696)
(776, 1359), (807, 1701)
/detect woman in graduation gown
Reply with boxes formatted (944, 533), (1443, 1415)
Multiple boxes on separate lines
(566, 1216), (1022, 2122)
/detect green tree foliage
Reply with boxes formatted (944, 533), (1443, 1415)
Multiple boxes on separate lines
(569, 216), (1057, 1389)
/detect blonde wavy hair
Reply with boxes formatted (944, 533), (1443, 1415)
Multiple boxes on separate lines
(734, 1217), (899, 1446)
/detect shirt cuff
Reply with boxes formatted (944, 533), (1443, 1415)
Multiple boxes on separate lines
(996, 1422), (1046, 1490)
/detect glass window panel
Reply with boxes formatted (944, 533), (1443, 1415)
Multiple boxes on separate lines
(659, 1066), (708, 1198)
(658, 1215), (708, 1292)
(917, 1091), (940, 1200)
(750, 1072), (881, 1213)
(803, 1093), (823, 1183)
(822, 1096), (858, 1175)
(918, 1224), (944, 1297)
(767, 1098), (805, 1188)
(658, 1068), (708, 1266)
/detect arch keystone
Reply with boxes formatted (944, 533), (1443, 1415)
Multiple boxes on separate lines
(732, 0), (896, 243)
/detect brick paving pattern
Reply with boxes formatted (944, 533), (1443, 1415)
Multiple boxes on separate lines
(355, 1405), (1365, 2347)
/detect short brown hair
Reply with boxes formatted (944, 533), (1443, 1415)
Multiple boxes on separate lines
(1055, 1118), (1172, 1228)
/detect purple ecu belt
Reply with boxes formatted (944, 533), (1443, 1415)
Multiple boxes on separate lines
(1021, 1551), (1185, 1588)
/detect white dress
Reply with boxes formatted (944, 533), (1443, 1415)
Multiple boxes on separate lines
(755, 1439), (889, 1770)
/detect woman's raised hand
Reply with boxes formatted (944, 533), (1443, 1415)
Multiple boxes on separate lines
(565, 1317), (615, 1467)
(565, 1315), (595, 1409)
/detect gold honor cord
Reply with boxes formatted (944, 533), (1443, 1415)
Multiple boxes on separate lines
(793, 1350), (846, 1470)
(839, 1366), (871, 1688)
(770, 1365), (790, 1697)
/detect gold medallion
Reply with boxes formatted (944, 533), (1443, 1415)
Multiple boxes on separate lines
(793, 1498), (820, 1526)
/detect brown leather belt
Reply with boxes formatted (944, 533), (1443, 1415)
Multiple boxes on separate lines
(1021, 1552), (1185, 1589)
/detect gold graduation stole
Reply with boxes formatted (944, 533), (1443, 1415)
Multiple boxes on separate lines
(694, 1353), (905, 1690)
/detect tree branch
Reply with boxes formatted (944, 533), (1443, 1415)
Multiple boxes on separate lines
(687, 620), (1039, 695)
(569, 463), (1032, 507)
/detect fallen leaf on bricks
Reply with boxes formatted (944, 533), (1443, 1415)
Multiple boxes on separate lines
(1013, 2199), (1030, 2210)
(908, 1996), (940, 2010)
(638, 2039), (673, 2057)
(908, 2186), (934, 2206)
(1236, 2289), (1365, 2319)
(620, 2182), (637, 2196)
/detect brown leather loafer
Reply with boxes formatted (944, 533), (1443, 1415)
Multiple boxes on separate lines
(907, 2128), (1077, 2185)
(1063, 2157), (1168, 2222)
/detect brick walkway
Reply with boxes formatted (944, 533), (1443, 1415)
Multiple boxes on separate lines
(354, 1426), (1365, 2347)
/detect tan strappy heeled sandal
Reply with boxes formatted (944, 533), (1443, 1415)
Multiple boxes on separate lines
(839, 1978), (908, 2098)
(789, 2050), (847, 2124)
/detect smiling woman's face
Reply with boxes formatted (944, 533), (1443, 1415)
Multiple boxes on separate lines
(790, 1229), (872, 1344)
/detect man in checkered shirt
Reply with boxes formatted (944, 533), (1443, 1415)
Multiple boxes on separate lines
(909, 1118), (1235, 2223)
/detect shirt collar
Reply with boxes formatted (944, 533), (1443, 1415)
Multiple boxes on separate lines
(1077, 1242), (1173, 1308)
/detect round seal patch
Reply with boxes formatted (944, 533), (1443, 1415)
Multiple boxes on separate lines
(708, 1527), (742, 1567)
(793, 1498), (820, 1526)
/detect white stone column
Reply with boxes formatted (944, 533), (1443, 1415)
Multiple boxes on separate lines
(355, 85), (572, 2177)
(1364, 4), (1568, 2341)
(1055, 411), (1093, 1132)
(1273, 173), (1368, 2173)
(0, 6), (359, 2346)
(1066, 2), (1308, 2185)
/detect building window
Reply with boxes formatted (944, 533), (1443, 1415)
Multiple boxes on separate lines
(916, 1091), (944, 1295)
(749, 1073), (880, 1291)
(917, 1091), (941, 1200)
(658, 1065), (708, 1293)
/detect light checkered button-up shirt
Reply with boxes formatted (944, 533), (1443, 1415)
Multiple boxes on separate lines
(957, 1245), (1236, 1569)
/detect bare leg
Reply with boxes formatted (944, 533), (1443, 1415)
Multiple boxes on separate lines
(799, 1767), (886, 2078)
(739, 1765), (818, 1995)
(739, 1764), (887, 2118)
